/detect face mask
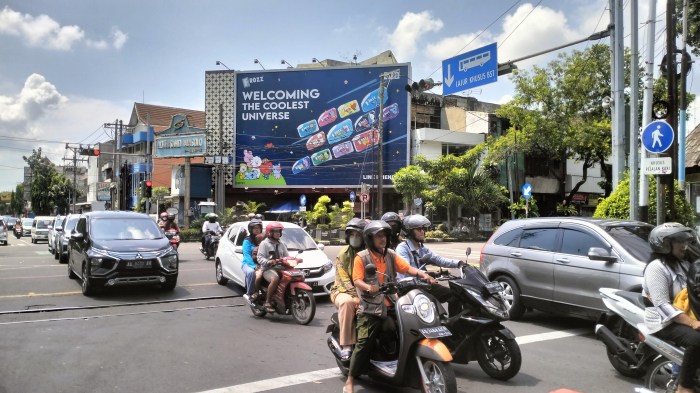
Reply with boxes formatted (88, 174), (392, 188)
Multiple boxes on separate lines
(349, 235), (362, 249)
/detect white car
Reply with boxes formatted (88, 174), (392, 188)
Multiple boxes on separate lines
(215, 221), (334, 297)
(31, 216), (53, 244)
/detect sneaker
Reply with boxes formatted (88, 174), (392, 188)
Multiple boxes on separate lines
(243, 294), (250, 303)
(340, 348), (352, 361)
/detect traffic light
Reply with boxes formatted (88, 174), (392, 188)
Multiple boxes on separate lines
(79, 146), (100, 156)
(142, 180), (152, 198)
(405, 78), (437, 94)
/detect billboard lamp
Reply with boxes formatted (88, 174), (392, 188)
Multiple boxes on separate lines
(253, 59), (266, 70)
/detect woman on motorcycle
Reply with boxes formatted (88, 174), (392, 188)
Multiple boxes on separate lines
(644, 222), (700, 393)
(242, 218), (263, 300)
(330, 218), (367, 361)
(256, 222), (301, 313)
(343, 220), (436, 393)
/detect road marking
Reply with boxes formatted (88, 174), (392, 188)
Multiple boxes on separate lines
(196, 328), (590, 393)
(0, 282), (220, 299)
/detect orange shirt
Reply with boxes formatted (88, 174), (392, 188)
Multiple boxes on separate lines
(352, 251), (411, 284)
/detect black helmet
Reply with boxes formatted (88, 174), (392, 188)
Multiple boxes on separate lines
(345, 218), (367, 245)
(363, 220), (392, 254)
(381, 212), (401, 225)
(248, 218), (263, 234)
(403, 214), (431, 239)
(649, 222), (695, 254)
(207, 213), (218, 223)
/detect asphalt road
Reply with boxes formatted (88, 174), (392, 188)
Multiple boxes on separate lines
(0, 238), (647, 393)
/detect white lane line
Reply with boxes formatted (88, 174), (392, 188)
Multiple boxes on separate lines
(197, 328), (590, 393)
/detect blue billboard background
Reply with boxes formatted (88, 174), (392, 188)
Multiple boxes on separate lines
(234, 65), (410, 187)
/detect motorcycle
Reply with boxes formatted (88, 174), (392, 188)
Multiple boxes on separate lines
(426, 248), (522, 381)
(327, 264), (457, 393)
(14, 225), (22, 239)
(595, 288), (699, 391)
(200, 230), (221, 260)
(247, 251), (316, 325)
(164, 229), (180, 250)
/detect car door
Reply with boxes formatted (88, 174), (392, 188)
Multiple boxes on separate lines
(553, 226), (619, 313)
(511, 226), (559, 303)
(70, 217), (89, 275)
(227, 226), (248, 286)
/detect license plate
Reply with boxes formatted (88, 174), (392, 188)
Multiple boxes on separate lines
(308, 281), (318, 287)
(419, 326), (451, 338)
(485, 282), (503, 295)
(126, 260), (152, 269)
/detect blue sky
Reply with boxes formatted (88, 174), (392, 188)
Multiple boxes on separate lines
(0, 0), (697, 192)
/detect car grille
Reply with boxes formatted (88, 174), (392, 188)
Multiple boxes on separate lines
(300, 267), (325, 279)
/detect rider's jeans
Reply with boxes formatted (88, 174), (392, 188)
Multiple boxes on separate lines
(655, 322), (700, 388)
(242, 264), (255, 296)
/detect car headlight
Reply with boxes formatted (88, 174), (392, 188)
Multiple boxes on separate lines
(413, 293), (436, 324)
(322, 260), (333, 273)
(161, 254), (178, 270)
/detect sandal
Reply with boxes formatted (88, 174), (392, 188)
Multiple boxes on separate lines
(249, 293), (259, 302)
(264, 302), (275, 313)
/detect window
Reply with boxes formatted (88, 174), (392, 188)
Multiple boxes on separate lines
(605, 224), (653, 262)
(519, 228), (558, 251)
(494, 228), (523, 247)
(76, 218), (87, 236)
(235, 228), (248, 246)
(281, 228), (319, 251)
(560, 229), (608, 257)
(89, 218), (161, 240)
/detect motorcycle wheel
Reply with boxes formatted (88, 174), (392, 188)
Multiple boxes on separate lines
(606, 317), (647, 378)
(249, 302), (266, 317)
(476, 331), (522, 381)
(420, 359), (456, 393)
(291, 289), (316, 325)
(644, 357), (677, 393)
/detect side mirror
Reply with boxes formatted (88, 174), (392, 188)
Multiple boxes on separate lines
(588, 247), (617, 263)
(71, 232), (84, 241)
(56, 228), (63, 232)
(365, 263), (377, 277)
(317, 243), (325, 251)
(466, 247), (472, 258)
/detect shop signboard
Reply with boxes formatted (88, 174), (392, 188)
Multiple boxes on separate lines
(96, 182), (111, 201)
(234, 64), (411, 187)
(155, 114), (207, 158)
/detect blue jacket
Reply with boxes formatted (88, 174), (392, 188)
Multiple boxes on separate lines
(242, 237), (257, 269)
(396, 239), (460, 279)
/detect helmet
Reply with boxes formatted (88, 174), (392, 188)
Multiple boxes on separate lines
(649, 222), (695, 254)
(167, 213), (176, 221)
(207, 213), (218, 223)
(403, 214), (431, 239)
(265, 222), (284, 235)
(381, 212), (401, 225)
(160, 212), (168, 220)
(363, 220), (392, 254)
(248, 218), (263, 234)
(345, 218), (367, 245)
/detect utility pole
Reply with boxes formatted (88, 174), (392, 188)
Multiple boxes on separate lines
(665, 0), (678, 222)
(639, 0), (657, 223)
(610, 0), (626, 191)
(217, 103), (225, 216)
(376, 78), (385, 218)
(679, 0), (690, 192)
(146, 113), (152, 214)
(629, 0), (640, 220)
(63, 144), (88, 214)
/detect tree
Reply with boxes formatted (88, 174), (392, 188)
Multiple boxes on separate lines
(10, 184), (24, 215)
(239, 200), (266, 215)
(492, 44), (616, 206)
(22, 148), (71, 215)
(393, 165), (430, 214)
(309, 195), (331, 227)
(678, 1), (700, 57)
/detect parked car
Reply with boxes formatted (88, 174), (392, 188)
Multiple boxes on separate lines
(479, 217), (656, 321)
(48, 215), (65, 255)
(31, 216), (53, 244)
(67, 211), (178, 295)
(21, 218), (34, 236)
(57, 214), (78, 263)
(5, 217), (18, 231)
(215, 221), (334, 297)
(0, 217), (7, 245)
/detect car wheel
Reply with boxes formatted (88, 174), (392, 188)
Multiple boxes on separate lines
(53, 247), (59, 259)
(81, 263), (96, 296)
(68, 258), (77, 278)
(59, 251), (67, 264)
(216, 261), (229, 285)
(495, 276), (525, 320)
(162, 277), (177, 291)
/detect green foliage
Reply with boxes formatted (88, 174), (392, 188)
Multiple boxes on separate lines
(10, 184), (24, 215)
(425, 229), (448, 239)
(508, 196), (539, 219)
(179, 228), (201, 242)
(556, 202), (579, 216)
(152, 186), (169, 201)
(309, 195), (331, 226)
(678, 0), (700, 57)
(239, 200), (266, 215)
(593, 175), (695, 226)
(328, 201), (355, 228)
(23, 148), (72, 214)
(393, 165), (430, 213)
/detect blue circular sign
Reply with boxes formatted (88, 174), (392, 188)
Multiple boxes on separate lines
(522, 183), (532, 200)
(299, 194), (307, 206)
(349, 191), (356, 202)
(641, 120), (674, 153)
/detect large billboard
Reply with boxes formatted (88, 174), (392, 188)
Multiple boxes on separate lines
(234, 64), (410, 188)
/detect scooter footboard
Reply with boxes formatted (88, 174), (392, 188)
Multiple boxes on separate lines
(415, 338), (453, 362)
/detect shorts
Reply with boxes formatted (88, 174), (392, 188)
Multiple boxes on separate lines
(263, 269), (281, 282)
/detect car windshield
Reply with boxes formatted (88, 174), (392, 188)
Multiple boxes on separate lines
(36, 220), (52, 229)
(22, 219), (33, 226)
(605, 224), (653, 262)
(7, 218), (17, 225)
(281, 228), (318, 251)
(90, 218), (163, 240)
(54, 218), (64, 228)
(64, 217), (78, 231)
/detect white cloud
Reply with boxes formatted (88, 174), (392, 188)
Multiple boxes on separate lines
(426, 33), (492, 62)
(0, 6), (127, 51)
(0, 74), (67, 127)
(387, 11), (444, 61)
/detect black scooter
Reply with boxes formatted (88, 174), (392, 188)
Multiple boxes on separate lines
(327, 264), (457, 393)
(200, 230), (221, 260)
(427, 248), (522, 381)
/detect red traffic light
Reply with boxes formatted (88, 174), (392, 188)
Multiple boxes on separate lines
(145, 180), (152, 187)
(93, 149), (100, 156)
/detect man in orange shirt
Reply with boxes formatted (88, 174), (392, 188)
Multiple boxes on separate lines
(343, 220), (436, 393)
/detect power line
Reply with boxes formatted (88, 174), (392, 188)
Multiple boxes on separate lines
(498, 0), (544, 49)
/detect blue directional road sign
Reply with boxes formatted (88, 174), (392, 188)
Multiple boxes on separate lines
(349, 191), (356, 202)
(442, 42), (498, 95)
(522, 183), (532, 200)
(641, 120), (674, 153)
(299, 194), (307, 207)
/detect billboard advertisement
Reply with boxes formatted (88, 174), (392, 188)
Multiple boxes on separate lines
(234, 64), (410, 187)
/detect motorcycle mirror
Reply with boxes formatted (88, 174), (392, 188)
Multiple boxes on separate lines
(466, 247), (471, 257)
(364, 264), (377, 276)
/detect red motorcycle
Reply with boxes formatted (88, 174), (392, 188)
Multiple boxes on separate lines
(248, 254), (316, 325)
(164, 229), (180, 250)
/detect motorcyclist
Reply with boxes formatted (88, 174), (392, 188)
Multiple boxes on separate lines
(380, 212), (403, 250)
(397, 214), (465, 316)
(201, 213), (222, 251)
(158, 212), (168, 229)
(344, 220), (436, 393)
(162, 212), (179, 232)
(644, 222), (700, 393)
(255, 222), (302, 313)
(242, 218), (264, 301)
(330, 218), (367, 360)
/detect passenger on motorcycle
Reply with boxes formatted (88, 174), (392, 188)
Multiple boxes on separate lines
(380, 212), (403, 250)
(162, 212), (179, 232)
(242, 218), (264, 299)
(255, 222), (302, 313)
(201, 213), (222, 251)
(397, 214), (465, 316)
(330, 218), (367, 360)
(644, 222), (700, 393)
(344, 220), (436, 393)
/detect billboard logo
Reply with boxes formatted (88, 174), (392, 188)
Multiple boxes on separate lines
(241, 76), (264, 89)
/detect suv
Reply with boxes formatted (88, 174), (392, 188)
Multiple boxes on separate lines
(0, 218), (7, 245)
(57, 214), (79, 263)
(480, 217), (655, 320)
(68, 211), (178, 295)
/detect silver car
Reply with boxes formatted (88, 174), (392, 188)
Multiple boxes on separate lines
(0, 218), (7, 245)
(57, 215), (79, 263)
(479, 217), (654, 320)
(48, 216), (65, 256)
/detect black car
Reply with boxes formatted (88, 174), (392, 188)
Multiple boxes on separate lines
(68, 211), (178, 295)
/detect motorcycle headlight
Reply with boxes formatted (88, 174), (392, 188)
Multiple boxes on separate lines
(413, 294), (436, 324)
